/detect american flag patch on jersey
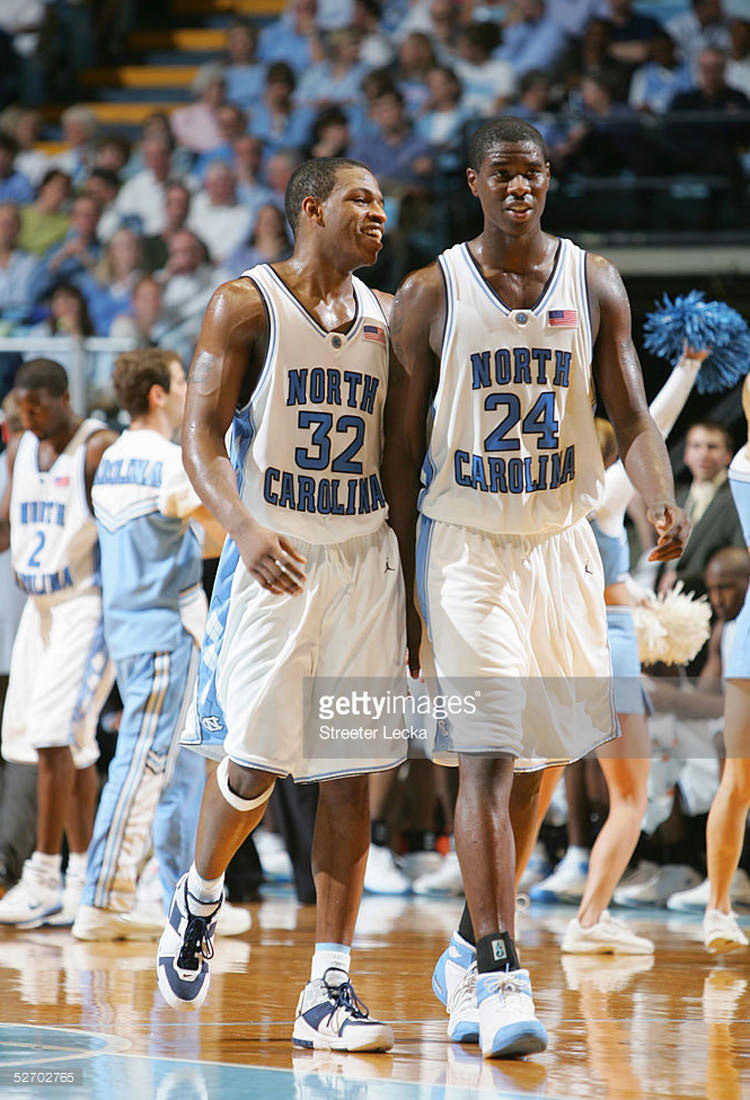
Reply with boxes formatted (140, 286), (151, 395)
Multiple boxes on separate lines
(548, 309), (578, 327)
(54, 476), (70, 487)
(363, 324), (386, 344)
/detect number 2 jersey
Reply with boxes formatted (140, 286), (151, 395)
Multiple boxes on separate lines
(10, 419), (103, 602)
(420, 237), (605, 536)
(234, 264), (390, 543)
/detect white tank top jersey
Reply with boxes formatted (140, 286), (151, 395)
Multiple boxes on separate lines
(729, 446), (750, 547)
(420, 237), (605, 536)
(10, 418), (102, 602)
(233, 264), (390, 544)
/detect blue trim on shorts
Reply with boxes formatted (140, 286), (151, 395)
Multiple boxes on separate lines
(68, 613), (109, 743)
(416, 515), (434, 641)
(607, 606), (648, 715)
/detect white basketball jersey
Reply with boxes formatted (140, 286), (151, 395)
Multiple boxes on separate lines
(10, 419), (102, 601)
(420, 237), (605, 536)
(234, 264), (390, 544)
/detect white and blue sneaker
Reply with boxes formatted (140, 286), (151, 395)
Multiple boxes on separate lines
(156, 873), (221, 1012)
(433, 930), (479, 1043)
(477, 968), (548, 1059)
(0, 858), (63, 929)
(292, 967), (393, 1052)
(529, 849), (589, 904)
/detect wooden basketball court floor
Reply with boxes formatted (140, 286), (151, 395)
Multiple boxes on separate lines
(0, 890), (747, 1100)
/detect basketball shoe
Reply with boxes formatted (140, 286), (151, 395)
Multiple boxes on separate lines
(667, 870), (750, 913)
(292, 967), (394, 1052)
(432, 930), (479, 1043)
(529, 849), (589, 903)
(0, 857), (62, 928)
(477, 968), (548, 1058)
(156, 873), (221, 1010)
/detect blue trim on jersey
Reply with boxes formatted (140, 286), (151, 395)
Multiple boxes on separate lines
(580, 249), (594, 362)
(240, 275), (278, 421)
(230, 413), (256, 499)
(415, 514), (435, 641)
(461, 243), (511, 316)
(264, 264), (362, 342)
(437, 254), (454, 361)
(533, 238), (565, 316)
(191, 538), (241, 750)
(418, 403), (437, 512)
(68, 613), (109, 741)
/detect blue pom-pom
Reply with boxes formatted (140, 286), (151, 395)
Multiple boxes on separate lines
(643, 291), (750, 394)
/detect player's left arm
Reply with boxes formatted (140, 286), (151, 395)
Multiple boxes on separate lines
(84, 428), (119, 512)
(588, 254), (689, 563)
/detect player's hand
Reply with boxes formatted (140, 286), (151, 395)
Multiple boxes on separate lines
(237, 523), (307, 595)
(406, 601), (422, 678)
(647, 502), (690, 563)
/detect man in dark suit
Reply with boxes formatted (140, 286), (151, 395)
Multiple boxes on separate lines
(660, 420), (745, 598)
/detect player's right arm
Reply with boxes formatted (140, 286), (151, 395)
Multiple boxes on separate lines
(0, 435), (21, 554)
(386, 264), (443, 675)
(182, 279), (306, 595)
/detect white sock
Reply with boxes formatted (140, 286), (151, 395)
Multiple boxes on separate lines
(311, 942), (351, 984)
(31, 851), (62, 877)
(186, 864), (224, 917)
(566, 845), (589, 862)
(66, 852), (88, 881)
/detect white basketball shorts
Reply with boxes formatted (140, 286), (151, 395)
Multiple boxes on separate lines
(417, 516), (617, 768)
(2, 592), (113, 768)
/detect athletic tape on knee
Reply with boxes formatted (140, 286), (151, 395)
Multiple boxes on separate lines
(217, 756), (275, 812)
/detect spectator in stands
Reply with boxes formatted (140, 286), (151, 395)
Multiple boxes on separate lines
(156, 229), (225, 352)
(454, 21), (515, 115)
(353, 0), (394, 68)
(424, 0), (460, 63)
(493, 0), (568, 81)
(252, 61), (314, 154)
(227, 202), (292, 275)
(232, 135), (275, 216)
(257, 0), (324, 75)
(224, 20), (266, 111)
(605, 0), (663, 74)
(0, 0), (50, 104)
(84, 168), (123, 243)
(669, 46), (750, 179)
(55, 106), (98, 187)
(110, 275), (178, 355)
(141, 180), (197, 273)
(510, 70), (571, 168)
(726, 11), (750, 98)
(194, 104), (248, 179)
(0, 107), (47, 189)
(297, 27), (370, 117)
(0, 203), (36, 324)
(115, 137), (173, 236)
(187, 161), (253, 265)
(78, 227), (143, 336)
(394, 32), (437, 116)
(416, 67), (474, 174)
(629, 29), (694, 114)
(668, 0), (731, 79)
(31, 195), (102, 304)
(546, 0), (610, 39)
(171, 63), (227, 155)
(307, 105), (351, 158)
(125, 114), (192, 180)
(93, 134), (131, 178)
(17, 169), (71, 256)
(263, 147), (303, 210)
(350, 85), (432, 188)
(660, 420), (745, 599)
(0, 135), (33, 205)
(561, 66), (642, 174)
(26, 282), (94, 341)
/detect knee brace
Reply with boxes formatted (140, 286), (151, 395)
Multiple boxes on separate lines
(217, 756), (275, 812)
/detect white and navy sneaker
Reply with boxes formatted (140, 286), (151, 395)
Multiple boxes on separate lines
(477, 968), (548, 1059)
(156, 873), (221, 1011)
(0, 858), (63, 929)
(292, 968), (393, 1052)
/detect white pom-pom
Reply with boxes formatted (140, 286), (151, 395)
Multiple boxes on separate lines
(632, 582), (712, 666)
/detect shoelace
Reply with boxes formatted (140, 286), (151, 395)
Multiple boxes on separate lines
(177, 914), (215, 972)
(481, 973), (528, 999)
(447, 961), (477, 1015)
(322, 969), (370, 1022)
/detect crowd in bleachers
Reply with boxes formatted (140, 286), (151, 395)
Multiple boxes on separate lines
(0, 0), (749, 410)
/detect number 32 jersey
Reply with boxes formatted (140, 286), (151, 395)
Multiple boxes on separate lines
(421, 237), (605, 536)
(235, 264), (390, 544)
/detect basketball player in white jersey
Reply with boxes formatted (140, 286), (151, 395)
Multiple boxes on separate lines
(387, 118), (689, 1058)
(703, 372), (750, 953)
(0, 359), (116, 927)
(157, 158), (406, 1051)
(73, 348), (226, 942)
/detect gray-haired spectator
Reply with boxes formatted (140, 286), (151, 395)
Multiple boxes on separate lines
(0, 203), (36, 324)
(54, 106), (99, 187)
(187, 161), (253, 265)
(115, 137), (173, 235)
(170, 64), (227, 154)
